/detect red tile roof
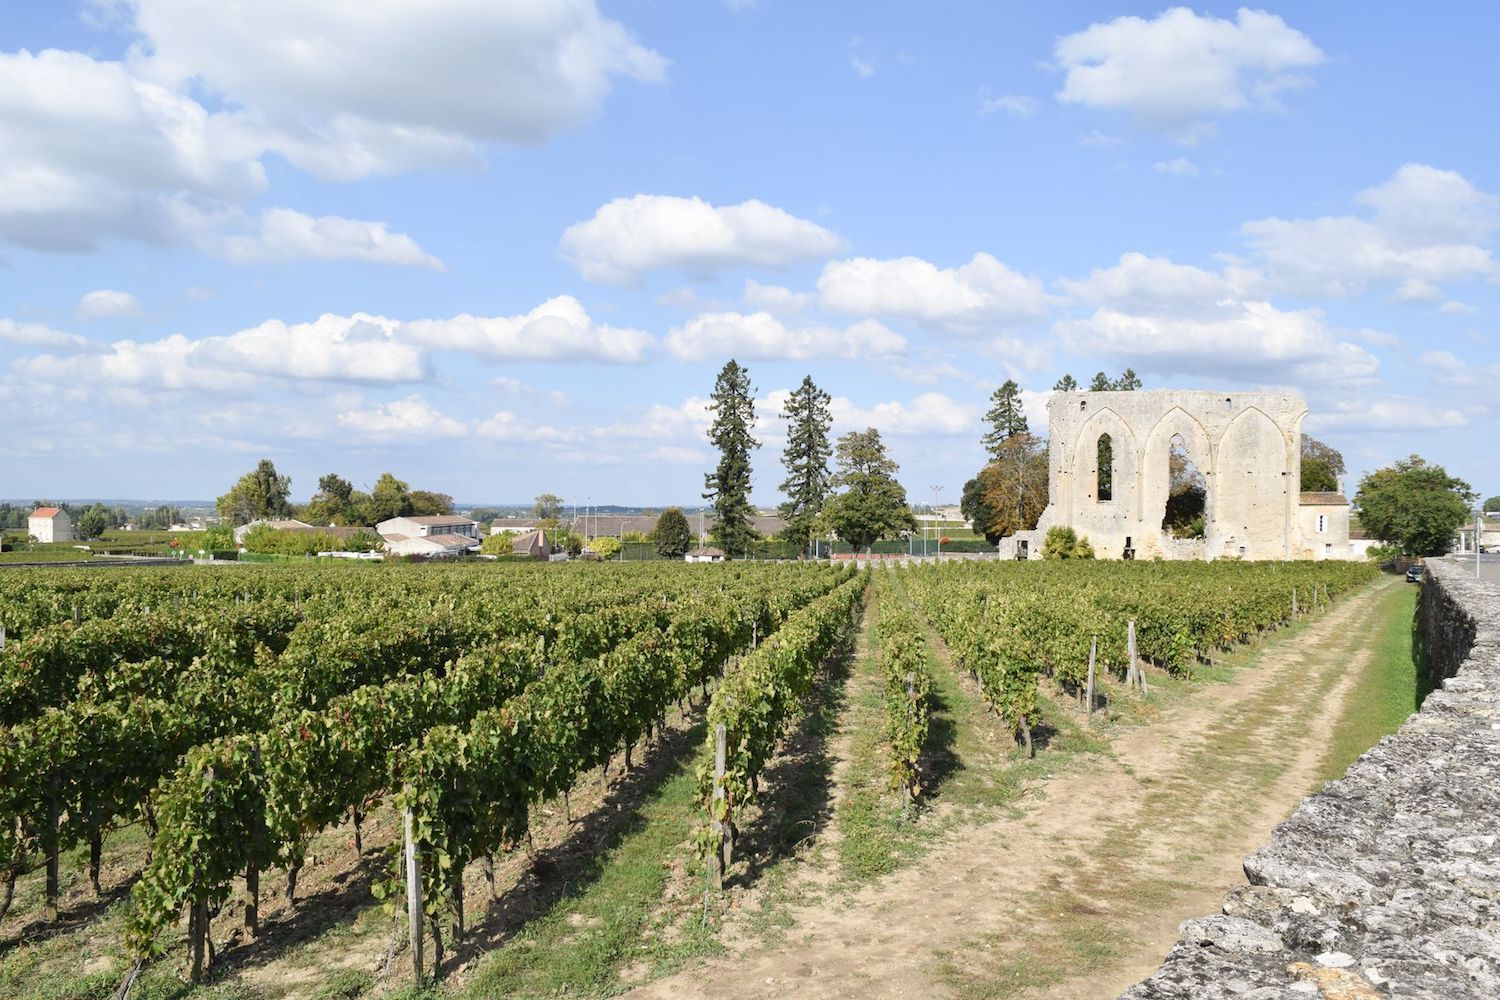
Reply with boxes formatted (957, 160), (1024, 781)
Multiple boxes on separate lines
(30, 507), (62, 518)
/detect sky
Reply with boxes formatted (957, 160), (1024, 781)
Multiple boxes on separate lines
(1, 1), (1496, 507)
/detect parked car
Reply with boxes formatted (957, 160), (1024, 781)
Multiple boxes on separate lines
(1406, 565), (1424, 583)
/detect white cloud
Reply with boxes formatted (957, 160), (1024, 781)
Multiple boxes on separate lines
(0, 318), (98, 352)
(1152, 157), (1199, 176)
(830, 392), (977, 437)
(818, 252), (1055, 333)
(1, 1), (661, 255)
(979, 91), (1038, 117)
(336, 395), (466, 438)
(1309, 397), (1469, 432)
(215, 209), (442, 268)
(1057, 252), (1377, 384)
(1240, 164), (1500, 298)
(560, 194), (844, 283)
(1419, 349), (1500, 387)
(666, 311), (906, 362)
(1054, 7), (1324, 142)
(78, 289), (144, 319)
(742, 279), (812, 315)
(403, 296), (652, 363)
(123, 0), (665, 179)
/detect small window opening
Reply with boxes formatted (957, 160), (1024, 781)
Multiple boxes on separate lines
(1317, 514), (1327, 534)
(1096, 433), (1114, 502)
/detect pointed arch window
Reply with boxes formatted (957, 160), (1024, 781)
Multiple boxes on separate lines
(1097, 433), (1114, 502)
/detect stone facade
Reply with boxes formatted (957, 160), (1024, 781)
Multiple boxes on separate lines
(1120, 559), (1500, 998)
(1003, 390), (1352, 561)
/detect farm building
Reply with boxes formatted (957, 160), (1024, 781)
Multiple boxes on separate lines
(685, 546), (726, 563)
(511, 529), (551, 560)
(27, 507), (73, 543)
(378, 514), (482, 558)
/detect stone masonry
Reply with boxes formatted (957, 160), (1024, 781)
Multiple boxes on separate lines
(1119, 559), (1500, 998)
(1003, 390), (1352, 561)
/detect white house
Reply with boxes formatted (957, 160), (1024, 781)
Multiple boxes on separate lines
(685, 546), (726, 563)
(377, 515), (482, 558)
(28, 507), (74, 543)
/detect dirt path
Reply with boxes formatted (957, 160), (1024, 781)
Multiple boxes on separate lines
(625, 577), (1403, 1000)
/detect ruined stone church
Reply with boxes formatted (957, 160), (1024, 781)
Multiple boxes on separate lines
(1001, 390), (1352, 561)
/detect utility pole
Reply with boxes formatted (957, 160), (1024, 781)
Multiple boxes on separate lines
(930, 485), (943, 556)
(1478, 510), (1483, 580)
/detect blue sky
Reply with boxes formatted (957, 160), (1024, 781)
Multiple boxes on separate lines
(1, 2), (1495, 506)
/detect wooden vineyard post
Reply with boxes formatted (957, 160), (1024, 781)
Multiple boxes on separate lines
(189, 897), (208, 983)
(245, 862), (259, 938)
(1292, 588), (1299, 619)
(705, 722), (728, 914)
(1086, 636), (1097, 718)
(404, 795), (423, 984)
(43, 795), (59, 921)
(1126, 619), (1138, 691)
(0, 624), (6, 651)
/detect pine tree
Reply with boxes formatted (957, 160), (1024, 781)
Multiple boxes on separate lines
(778, 375), (832, 554)
(1089, 371), (1114, 392)
(1053, 374), (1079, 392)
(1114, 367), (1142, 390)
(981, 379), (1029, 458)
(652, 507), (693, 558)
(703, 360), (760, 558)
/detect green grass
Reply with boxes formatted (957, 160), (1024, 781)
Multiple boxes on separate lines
(462, 720), (720, 998)
(1318, 580), (1421, 780)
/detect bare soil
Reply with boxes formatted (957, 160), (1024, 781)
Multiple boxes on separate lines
(624, 578), (1401, 1000)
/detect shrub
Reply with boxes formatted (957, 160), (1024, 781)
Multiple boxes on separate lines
(1041, 526), (1095, 560)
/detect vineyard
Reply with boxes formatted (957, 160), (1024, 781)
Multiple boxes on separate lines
(0, 556), (1384, 999)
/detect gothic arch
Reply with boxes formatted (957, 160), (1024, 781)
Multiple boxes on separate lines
(1069, 406), (1139, 518)
(1142, 407), (1215, 542)
(1215, 406), (1292, 558)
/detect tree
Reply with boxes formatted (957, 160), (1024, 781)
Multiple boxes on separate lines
(1486, 496), (1500, 513)
(1355, 455), (1476, 555)
(1041, 526), (1095, 560)
(977, 432), (1050, 539)
(216, 459), (292, 526)
(534, 494), (563, 521)
(778, 375), (833, 554)
(822, 428), (917, 551)
(1089, 371), (1113, 392)
(75, 505), (108, 540)
(481, 532), (515, 556)
(590, 535), (622, 559)
(1088, 370), (1143, 392)
(305, 473), (357, 525)
(1300, 436), (1346, 493)
(981, 379), (1029, 458)
(365, 473), (414, 523)
(653, 507), (693, 559)
(961, 476), (1002, 544)
(703, 360), (760, 557)
(408, 490), (454, 516)
(1053, 374), (1079, 392)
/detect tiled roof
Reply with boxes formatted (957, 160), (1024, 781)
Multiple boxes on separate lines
(687, 546), (725, 557)
(406, 515), (476, 526)
(1298, 492), (1348, 505)
(426, 533), (481, 550)
(30, 507), (62, 518)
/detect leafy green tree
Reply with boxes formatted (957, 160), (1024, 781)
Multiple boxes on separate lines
(703, 360), (760, 557)
(216, 459), (292, 526)
(978, 432), (1049, 538)
(1486, 496), (1500, 513)
(1300, 436), (1346, 493)
(564, 533), (585, 557)
(408, 490), (454, 516)
(981, 379), (1028, 458)
(534, 493), (564, 520)
(822, 428), (917, 551)
(365, 472), (414, 523)
(1041, 526), (1095, 559)
(590, 535), (622, 559)
(653, 507), (693, 558)
(778, 375), (833, 555)
(961, 476), (1001, 544)
(1089, 371), (1114, 392)
(481, 532), (515, 556)
(1053, 374), (1079, 392)
(1114, 368), (1142, 390)
(304, 473), (357, 525)
(1355, 455), (1476, 555)
(75, 505), (108, 540)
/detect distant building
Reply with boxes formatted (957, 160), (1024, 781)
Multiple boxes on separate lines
(685, 546), (726, 563)
(28, 507), (73, 543)
(1295, 492), (1351, 561)
(378, 514), (482, 558)
(490, 517), (540, 536)
(511, 529), (551, 560)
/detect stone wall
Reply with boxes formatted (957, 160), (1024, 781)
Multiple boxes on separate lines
(1120, 559), (1500, 999)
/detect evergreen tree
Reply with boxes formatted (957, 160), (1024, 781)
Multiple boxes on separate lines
(652, 507), (693, 558)
(216, 459), (292, 525)
(822, 428), (917, 551)
(1114, 367), (1142, 390)
(981, 379), (1029, 458)
(702, 360), (760, 557)
(1053, 374), (1079, 392)
(1089, 371), (1114, 391)
(778, 375), (833, 554)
